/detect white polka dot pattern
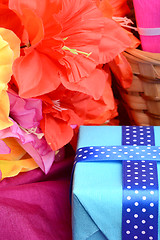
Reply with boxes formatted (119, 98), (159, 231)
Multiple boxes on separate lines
(74, 126), (159, 240)
(76, 146), (160, 162)
(122, 126), (155, 146)
(122, 126), (158, 240)
(122, 160), (158, 240)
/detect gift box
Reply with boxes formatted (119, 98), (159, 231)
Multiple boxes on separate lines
(72, 126), (160, 240)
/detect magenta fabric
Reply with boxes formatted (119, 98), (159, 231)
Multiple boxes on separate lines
(0, 147), (74, 240)
(133, 0), (160, 52)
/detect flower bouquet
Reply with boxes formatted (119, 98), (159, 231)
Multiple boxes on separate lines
(0, 0), (134, 180)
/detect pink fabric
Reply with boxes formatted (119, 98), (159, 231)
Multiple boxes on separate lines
(133, 0), (160, 52)
(0, 147), (74, 240)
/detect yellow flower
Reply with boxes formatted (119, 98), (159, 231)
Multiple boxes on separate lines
(0, 138), (38, 180)
(0, 28), (20, 130)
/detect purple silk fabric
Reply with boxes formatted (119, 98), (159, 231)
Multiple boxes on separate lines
(0, 147), (74, 240)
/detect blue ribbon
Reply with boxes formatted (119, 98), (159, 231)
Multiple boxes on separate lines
(76, 146), (160, 162)
(73, 126), (159, 240)
(122, 126), (158, 240)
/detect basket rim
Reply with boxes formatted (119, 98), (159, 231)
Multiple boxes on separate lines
(124, 48), (160, 65)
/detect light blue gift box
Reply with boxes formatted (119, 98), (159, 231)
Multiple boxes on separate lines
(72, 126), (160, 240)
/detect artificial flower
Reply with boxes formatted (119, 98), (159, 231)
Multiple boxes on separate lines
(4, 92), (55, 174)
(40, 68), (116, 151)
(0, 118), (54, 174)
(95, 0), (130, 18)
(0, 27), (20, 130)
(8, 90), (43, 129)
(4, 0), (131, 99)
(108, 0), (130, 17)
(0, 3), (23, 39)
(0, 0), (8, 5)
(95, 0), (140, 89)
(109, 54), (133, 88)
(85, 65), (118, 124)
(0, 137), (38, 179)
(94, 0), (113, 18)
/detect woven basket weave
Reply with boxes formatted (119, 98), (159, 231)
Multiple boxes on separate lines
(118, 48), (160, 126)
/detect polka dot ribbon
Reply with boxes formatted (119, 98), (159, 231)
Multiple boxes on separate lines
(122, 126), (158, 240)
(74, 126), (159, 239)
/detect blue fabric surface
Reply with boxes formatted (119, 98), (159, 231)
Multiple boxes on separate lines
(72, 126), (160, 240)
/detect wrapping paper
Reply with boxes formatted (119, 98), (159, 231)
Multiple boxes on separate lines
(0, 148), (74, 240)
(72, 126), (160, 240)
(133, 0), (160, 52)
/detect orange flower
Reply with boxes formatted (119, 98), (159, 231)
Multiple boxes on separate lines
(95, 0), (140, 89)
(95, 0), (130, 18)
(40, 69), (116, 151)
(108, 0), (130, 17)
(7, 0), (131, 99)
(109, 54), (133, 88)
(0, 3), (23, 39)
(94, 0), (113, 18)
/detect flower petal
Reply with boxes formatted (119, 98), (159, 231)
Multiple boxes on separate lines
(0, 29), (20, 130)
(109, 53), (133, 88)
(95, 0), (113, 18)
(20, 8), (44, 46)
(40, 115), (73, 151)
(0, 91), (13, 130)
(0, 120), (55, 173)
(99, 17), (131, 63)
(61, 68), (107, 100)
(0, 4), (23, 38)
(0, 139), (10, 154)
(0, 27), (20, 60)
(0, 137), (38, 180)
(60, 52), (97, 86)
(108, 0), (130, 17)
(13, 49), (62, 98)
(9, 92), (43, 129)
(0, 158), (38, 180)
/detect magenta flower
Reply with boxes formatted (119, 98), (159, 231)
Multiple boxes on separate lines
(0, 92), (56, 174)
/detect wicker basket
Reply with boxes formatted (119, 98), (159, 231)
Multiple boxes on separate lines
(118, 48), (160, 125)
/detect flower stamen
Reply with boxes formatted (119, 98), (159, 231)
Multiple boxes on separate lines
(52, 100), (68, 112)
(19, 125), (44, 139)
(20, 41), (31, 49)
(112, 16), (138, 31)
(62, 46), (92, 57)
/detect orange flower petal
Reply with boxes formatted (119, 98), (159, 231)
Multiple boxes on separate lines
(99, 17), (131, 63)
(0, 4), (23, 39)
(96, 0), (113, 18)
(41, 115), (73, 151)
(20, 8), (44, 46)
(61, 67), (107, 100)
(109, 0), (130, 17)
(13, 49), (62, 98)
(9, 0), (62, 19)
(109, 53), (133, 88)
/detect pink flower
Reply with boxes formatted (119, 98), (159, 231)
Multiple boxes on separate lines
(3, 92), (55, 173)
